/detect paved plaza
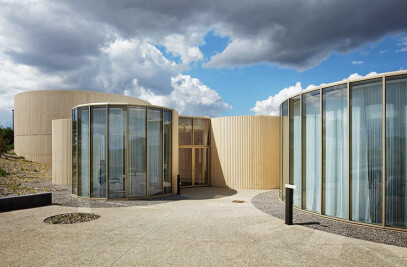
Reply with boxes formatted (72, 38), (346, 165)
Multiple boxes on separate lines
(1, 188), (406, 266)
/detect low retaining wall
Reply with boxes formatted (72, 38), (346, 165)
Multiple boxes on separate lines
(0, 193), (52, 212)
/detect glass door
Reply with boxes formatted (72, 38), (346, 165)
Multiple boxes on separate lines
(179, 148), (193, 186)
(195, 148), (209, 185)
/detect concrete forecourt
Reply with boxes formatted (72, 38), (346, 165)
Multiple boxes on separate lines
(1, 188), (406, 266)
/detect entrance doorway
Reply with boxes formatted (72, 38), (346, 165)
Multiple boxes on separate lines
(179, 148), (209, 186)
(178, 116), (210, 187)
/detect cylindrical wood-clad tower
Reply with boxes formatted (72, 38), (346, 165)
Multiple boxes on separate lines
(14, 90), (150, 164)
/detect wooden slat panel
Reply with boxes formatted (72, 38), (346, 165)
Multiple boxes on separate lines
(210, 115), (280, 189)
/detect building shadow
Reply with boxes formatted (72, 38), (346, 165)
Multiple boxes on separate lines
(179, 186), (238, 200)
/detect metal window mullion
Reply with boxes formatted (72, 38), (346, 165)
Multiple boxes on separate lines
(76, 109), (79, 196)
(88, 107), (91, 197)
(287, 100), (290, 202)
(347, 82), (351, 221)
(126, 105), (129, 199)
(162, 109), (164, 195)
(300, 95), (303, 209)
(90, 107), (93, 198)
(106, 105), (109, 199)
(320, 88), (323, 215)
(146, 107), (149, 197)
(382, 76), (386, 227)
(280, 106), (283, 197)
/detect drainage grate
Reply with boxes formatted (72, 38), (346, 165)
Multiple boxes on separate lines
(232, 200), (245, 203)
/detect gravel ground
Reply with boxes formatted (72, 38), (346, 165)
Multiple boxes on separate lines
(0, 153), (52, 196)
(44, 213), (100, 224)
(252, 190), (407, 248)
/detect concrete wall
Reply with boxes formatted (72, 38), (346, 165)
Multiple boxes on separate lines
(210, 115), (280, 189)
(14, 90), (150, 164)
(52, 119), (72, 186)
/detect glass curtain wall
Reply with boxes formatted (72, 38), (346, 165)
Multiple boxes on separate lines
(289, 97), (301, 207)
(281, 73), (407, 230)
(302, 91), (321, 213)
(73, 105), (172, 199)
(91, 107), (107, 198)
(72, 109), (78, 195)
(281, 101), (289, 200)
(323, 85), (347, 218)
(78, 107), (89, 197)
(164, 110), (172, 194)
(148, 109), (163, 196)
(350, 79), (382, 224)
(128, 107), (146, 197)
(108, 107), (127, 198)
(386, 75), (407, 228)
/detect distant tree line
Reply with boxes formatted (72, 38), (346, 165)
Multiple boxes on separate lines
(0, 127), (13, 155)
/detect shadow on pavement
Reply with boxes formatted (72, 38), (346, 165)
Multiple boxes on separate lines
(180, 186), (237, 200)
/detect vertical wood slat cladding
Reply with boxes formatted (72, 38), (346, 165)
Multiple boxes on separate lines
(52, 119), (72, 185)
(210, 115), (280, 189)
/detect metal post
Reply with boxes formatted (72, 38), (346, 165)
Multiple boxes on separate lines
(285, 184), (298, 225)
(177, 174), (181, 195)
(285, 187), (293, 225)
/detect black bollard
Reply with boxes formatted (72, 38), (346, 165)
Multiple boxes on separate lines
(285, 186), (293, 225)
(177, 174), (181, 195)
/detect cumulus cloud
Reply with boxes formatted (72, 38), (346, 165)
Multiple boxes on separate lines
(1, 0), (407, 125)
(352, 60), (364, 65)
(250, 82), (303, 116)
(135, 74), (231, 116)
(251, 72), (379, 115)
(163, 34), (204, 65)
(97, 38), (183, 95)
(345, 72), (378, 80)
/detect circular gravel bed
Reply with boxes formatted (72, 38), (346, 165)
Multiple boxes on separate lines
(44, 213), (100, 224)
(252, 190), (407, 248)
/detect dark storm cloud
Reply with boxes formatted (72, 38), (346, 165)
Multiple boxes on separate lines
(61, 0), (407, 68)
(2, 0), (407, 74)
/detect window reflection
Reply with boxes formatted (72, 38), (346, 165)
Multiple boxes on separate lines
(108, 107), (126, 198)
(72, 109), (78, 195)
(386, 75), (407, 228)
(164, 110), (172, 194)
(179, 118), (192, 145)
(323, 85), (347, 219)
(302, 91), (321, 213)
(193, 119), (210, 145)
(289, 97), (301, 207)
(148, 109), (163, 196)
(78, 107), (89, 197)
(351, 79), (382, 224)
(91, 107), (106, 198)
(129, 107), (146, 197)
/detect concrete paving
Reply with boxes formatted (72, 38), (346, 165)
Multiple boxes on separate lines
(1, 187), (407, 266)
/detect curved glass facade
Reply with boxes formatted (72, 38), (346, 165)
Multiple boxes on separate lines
(280, 73), (407, 230)
(72, 104), (173, 199)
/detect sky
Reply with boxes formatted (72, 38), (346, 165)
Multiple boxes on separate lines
(1, 0), (407, 127)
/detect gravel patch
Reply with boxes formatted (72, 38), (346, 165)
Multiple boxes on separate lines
(252, 190), (407, 248)
(44, 213), (100, 224)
